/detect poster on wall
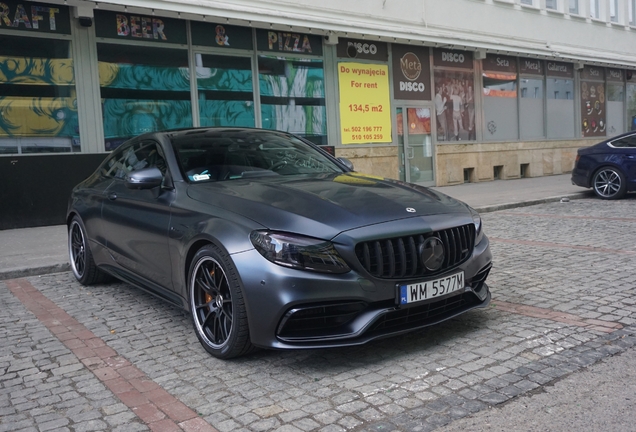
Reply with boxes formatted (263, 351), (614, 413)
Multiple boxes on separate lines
(580, 66), (606, 137)
(338, 62), (391, 144)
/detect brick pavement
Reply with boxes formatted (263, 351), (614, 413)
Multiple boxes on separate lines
(1, 197), (636, 431)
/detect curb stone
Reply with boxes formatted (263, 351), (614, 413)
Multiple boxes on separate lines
(0, 263), (70, 281)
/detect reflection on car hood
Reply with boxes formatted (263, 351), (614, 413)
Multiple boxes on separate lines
(186, 173), (469, 239)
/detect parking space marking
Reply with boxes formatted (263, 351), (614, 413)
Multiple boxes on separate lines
(490, 237), (636, 255)
(492, 300), (623, 333)
(5, 277), (218, 432)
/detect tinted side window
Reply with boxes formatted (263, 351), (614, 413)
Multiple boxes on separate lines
(102, 141), (166, 179)
(611, 135), (636, 148)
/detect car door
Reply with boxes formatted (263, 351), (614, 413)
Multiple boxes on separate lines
(101, 140), (175, 290)
(610, 134), (636, 186)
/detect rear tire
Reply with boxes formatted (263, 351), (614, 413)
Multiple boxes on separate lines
(592, 167), (626, 200)
(68, 216), (108, 285)
(188, 244), (253, 359)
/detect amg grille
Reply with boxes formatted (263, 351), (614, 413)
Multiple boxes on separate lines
(355, 225), (475, 279)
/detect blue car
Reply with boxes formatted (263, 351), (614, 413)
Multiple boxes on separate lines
(571, 132), (636, 199)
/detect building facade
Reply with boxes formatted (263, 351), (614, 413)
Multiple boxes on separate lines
(2, 0), (636, 228)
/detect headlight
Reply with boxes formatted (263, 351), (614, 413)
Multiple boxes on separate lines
(250, 231), (351, 274)
(469, 206), (484, 244)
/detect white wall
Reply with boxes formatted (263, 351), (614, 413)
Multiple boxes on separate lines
(108, 0), (636, 67)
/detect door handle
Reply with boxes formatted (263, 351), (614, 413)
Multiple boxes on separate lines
(108, 193), (117, 200)
(407, 147), (415, 159)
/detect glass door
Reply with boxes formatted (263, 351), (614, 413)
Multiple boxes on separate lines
(397, 106), (435, 186)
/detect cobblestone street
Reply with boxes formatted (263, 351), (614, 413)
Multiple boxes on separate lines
(2, 197), (636, 432)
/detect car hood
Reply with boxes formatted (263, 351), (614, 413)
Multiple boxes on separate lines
(186, 173), (469, 239)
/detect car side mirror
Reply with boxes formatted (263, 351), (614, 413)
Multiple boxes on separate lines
(125, 167), (163, 190)
(337, 157), (354, 171)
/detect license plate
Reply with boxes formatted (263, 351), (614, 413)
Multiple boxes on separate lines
(399, 271), (464, 305)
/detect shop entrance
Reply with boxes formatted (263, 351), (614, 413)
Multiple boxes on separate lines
(397, 106), (435, 186)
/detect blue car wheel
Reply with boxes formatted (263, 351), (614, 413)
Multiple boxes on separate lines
(592, 167), (627, 200)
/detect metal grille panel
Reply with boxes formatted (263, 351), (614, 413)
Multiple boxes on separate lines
(354, 224), (475, 279)
(369, 292), (478, 333)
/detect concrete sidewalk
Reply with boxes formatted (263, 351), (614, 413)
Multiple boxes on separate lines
(0, 173), (591, 280)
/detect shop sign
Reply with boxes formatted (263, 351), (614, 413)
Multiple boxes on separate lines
(580, 79), (606, 137)
(483, 54), (517, 73)
(336, 38), (388, 61)
(581, 65), (604, 81)
(519, 58), (543, 75)
(433, 48), (472, 69)
(546, 60), (573, 78)
(94, 10), (187, 44)
(256, 29), (323, 56)
(606, 68), (624, 82)
(191, 21), (253, 50)
(0, 0), (70, 34)
(392, 44), (431, 100)
(338, 62), (392, 144)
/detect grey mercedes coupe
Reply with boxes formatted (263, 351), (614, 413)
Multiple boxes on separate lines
(67, 128), (492, 359)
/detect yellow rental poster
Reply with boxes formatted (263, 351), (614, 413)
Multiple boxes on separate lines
(338, 62), (392, 144)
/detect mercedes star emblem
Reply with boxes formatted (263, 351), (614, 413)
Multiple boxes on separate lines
(420, 237), (445, 271)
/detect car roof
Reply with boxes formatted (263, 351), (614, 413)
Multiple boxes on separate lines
(165, 127), (290, 139)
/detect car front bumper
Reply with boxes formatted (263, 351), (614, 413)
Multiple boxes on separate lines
(232, 235), (493, 350)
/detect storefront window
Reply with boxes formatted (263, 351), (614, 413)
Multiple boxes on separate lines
(580, 66), (606, 137)
(546, 61), (575, 139)
(520, 78), (545, 139)
(626, 81), (636, 131)
(547, 78), (575, 138)
(0, 35), (79, 154)
(258, 56), (327, 145)
(433, 49), (475, 142)
(607, 84), (624, 135)
(482, 55), (518, 141)
(196, 54), (255, 128)
(433, 70), (475, 141)
(97, 44), (192, 150)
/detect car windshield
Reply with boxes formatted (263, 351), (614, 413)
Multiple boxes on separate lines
(171, 130), (343, 183)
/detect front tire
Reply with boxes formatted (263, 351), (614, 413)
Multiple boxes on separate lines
(188, 244), (253, 359)
(68, 216), (108, 285)
(592, 167), (626, 200)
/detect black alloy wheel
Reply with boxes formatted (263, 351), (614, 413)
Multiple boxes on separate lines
(68, 216), (107, 285)
(189, 244), (253, 359)
(592, 167), (627, 200)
